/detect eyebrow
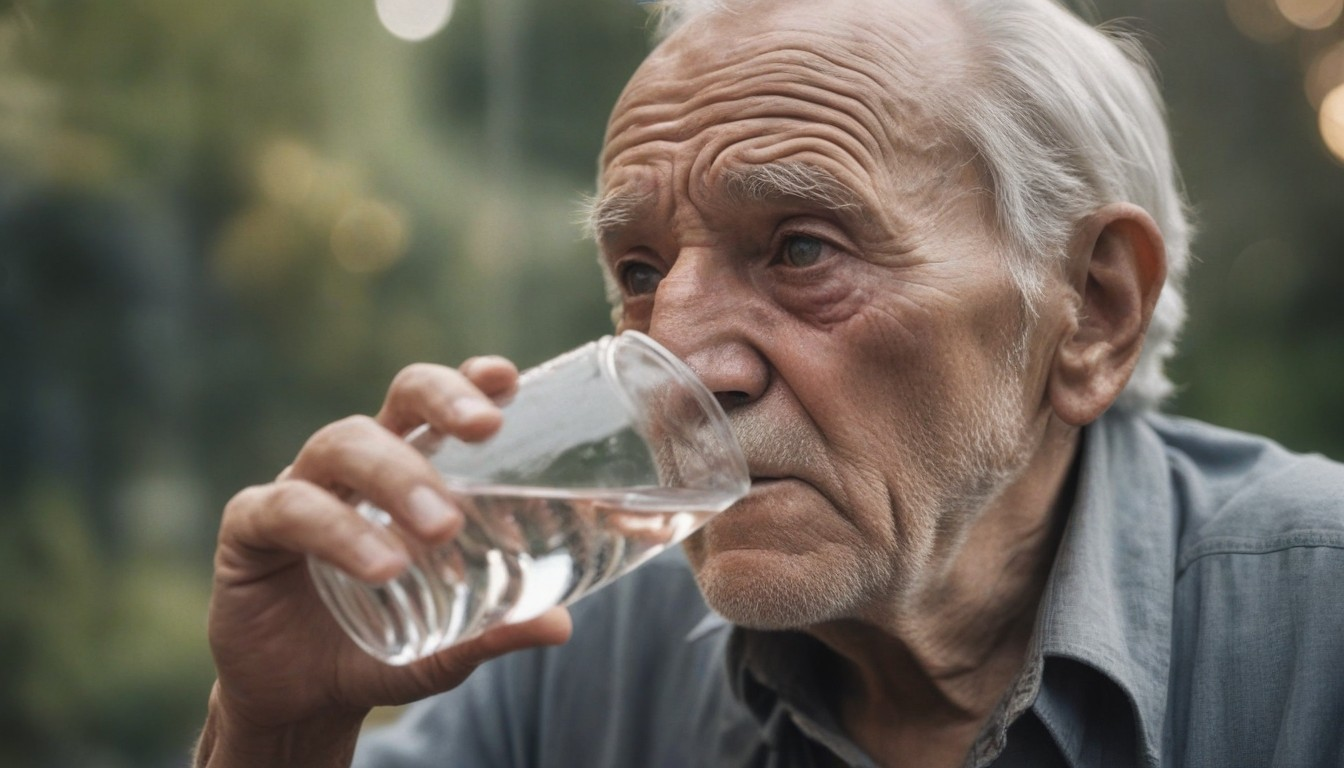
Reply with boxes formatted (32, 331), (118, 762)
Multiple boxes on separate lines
(582, 162), (864, 244)
(581, 187), (654, 245)
(723, 163), (862, 213)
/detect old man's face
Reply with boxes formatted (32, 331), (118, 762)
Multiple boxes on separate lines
(592, 0), (1054, 630)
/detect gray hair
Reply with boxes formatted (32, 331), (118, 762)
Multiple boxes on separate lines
(640, 0), (1192, 411)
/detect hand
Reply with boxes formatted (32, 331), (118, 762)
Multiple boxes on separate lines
(199, 357), (573, 766)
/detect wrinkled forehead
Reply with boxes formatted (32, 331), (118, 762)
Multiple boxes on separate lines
(600, 0), (970, 177)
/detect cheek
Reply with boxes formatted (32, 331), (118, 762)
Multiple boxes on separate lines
(772, 302), (974, 507)
(823, 280), (1017, 421)
(780, 304), (932, 446)
(769, 355), (919, 545)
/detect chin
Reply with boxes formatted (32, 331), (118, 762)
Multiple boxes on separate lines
(686, 544), (885, 631)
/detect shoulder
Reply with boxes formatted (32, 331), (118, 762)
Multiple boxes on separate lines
(1141, 412), (1344, 569)
(1141, 416), (1344, 764)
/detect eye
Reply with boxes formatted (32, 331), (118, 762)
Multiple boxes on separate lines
(780, 235), (829, 268)
(619, 261), (664, 296)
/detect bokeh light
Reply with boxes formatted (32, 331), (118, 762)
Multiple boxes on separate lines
(256, 139), (317, 206)
(374, 0), (455, 42)
(1306, 40), (1344, 108)
(213, 206), (307, 292)
(1227, 0), (1295, 43)
(1320, 83), (1344, 161)
(330, 198), (410, 274)
(1274, 0), (1344, 29)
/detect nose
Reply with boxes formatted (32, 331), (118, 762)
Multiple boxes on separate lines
(646, 250), (769, 411)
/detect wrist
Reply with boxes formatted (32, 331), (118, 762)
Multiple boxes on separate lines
(196, 682), (367, 768)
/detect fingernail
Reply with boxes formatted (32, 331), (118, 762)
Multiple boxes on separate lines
(407, 485), (457, 533)
(454, 398), (496, 422)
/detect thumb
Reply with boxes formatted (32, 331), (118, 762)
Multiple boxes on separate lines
(400, 607), (574, 694)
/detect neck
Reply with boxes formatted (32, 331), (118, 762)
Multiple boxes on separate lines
(810, 417), (1079, 767)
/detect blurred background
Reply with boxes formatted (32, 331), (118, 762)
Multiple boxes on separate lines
(0, 0), (1340, 764)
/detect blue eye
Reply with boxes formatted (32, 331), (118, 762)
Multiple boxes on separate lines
(781, 235), (827, 267)
(620, 262), (664, 295)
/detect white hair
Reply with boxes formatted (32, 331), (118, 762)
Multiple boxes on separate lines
(641, 0), (1192, 411)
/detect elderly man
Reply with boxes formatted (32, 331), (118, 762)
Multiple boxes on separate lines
(194, 0), (1344, 766)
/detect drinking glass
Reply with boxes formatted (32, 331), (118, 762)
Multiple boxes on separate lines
(308, 331), (749, 665)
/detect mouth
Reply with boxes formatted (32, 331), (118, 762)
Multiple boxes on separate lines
(748, 476), (792, 494)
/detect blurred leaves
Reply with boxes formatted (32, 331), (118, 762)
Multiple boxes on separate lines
(0, 478), (214, 767)
(1, 0), (647, 764)
(1122, 0), (1344, 454)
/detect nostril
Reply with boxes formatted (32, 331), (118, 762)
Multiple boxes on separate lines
(715, 391), (751, 411)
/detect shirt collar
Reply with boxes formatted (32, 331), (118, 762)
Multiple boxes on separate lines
(727, 626), (881, 766)
(1029, 408), (1176, 768)
(685, 610), (730, 643)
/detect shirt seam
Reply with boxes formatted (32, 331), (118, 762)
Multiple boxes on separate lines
(1176, 532), (1344, 577)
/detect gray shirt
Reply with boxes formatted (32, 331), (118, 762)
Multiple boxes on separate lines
(355, 410), (1344, 767)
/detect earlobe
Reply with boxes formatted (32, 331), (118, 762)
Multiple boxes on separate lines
(1049, 204), (1167, 426)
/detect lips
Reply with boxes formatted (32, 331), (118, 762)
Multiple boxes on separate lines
(746, 476), (798, 497)
(708, 477), (824, 552)
(747, 456), (812, 490)
(746, 461), (796, 485)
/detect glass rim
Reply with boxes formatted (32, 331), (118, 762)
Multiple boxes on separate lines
(599, 330), (749, 492)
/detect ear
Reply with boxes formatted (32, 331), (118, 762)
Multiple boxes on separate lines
(1049, 203), (1167, 426)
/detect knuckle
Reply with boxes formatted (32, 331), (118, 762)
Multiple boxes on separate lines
(337, 413), (380, 433)
(293, 416), (383, 479)
(310, 415), (378, 449)
(392, 363), (451, 394)
(263, 482), (333, 540)
(366, 443), (421, 485)
(390, 364), (471, 426)
(223, 484), (269, 519)
(266, 480), (315, 513)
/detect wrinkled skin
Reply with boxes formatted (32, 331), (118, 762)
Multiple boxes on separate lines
(596, 0), (1049, 633)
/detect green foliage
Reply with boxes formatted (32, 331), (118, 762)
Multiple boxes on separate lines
(0, 479), (214, 766)
(1, 1), (650, 763)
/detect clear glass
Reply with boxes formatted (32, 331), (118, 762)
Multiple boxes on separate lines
(307, 331), (749, 665)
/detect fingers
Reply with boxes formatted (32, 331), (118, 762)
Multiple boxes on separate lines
(453, 607), (573, 670)
(376, 358), (518, 441)
(219, 356), (522, 595)
(477, 606), (574, 653)
(289, 415), (463, 544)
(223, 357), (521, 586)
(219, 480), (408, 584)
(460, 356), (520, 403)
